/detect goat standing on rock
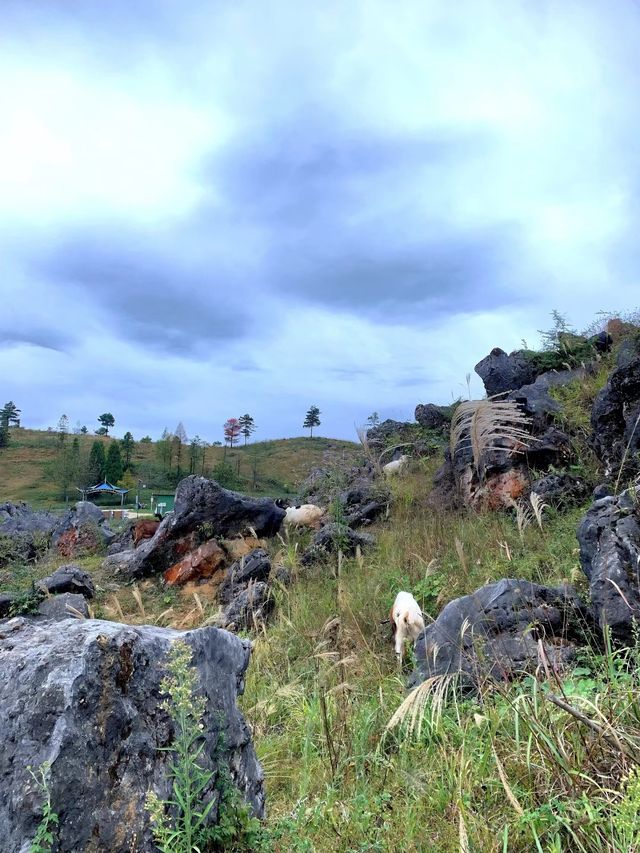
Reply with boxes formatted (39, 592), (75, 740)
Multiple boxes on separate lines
(391, 591), (425, 659)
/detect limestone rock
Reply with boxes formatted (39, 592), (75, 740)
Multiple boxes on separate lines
(0, 617), (264, 852)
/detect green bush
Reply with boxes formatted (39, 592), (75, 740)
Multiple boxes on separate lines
(145, 641), (264, 853)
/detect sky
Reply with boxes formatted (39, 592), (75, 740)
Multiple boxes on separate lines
(2, 0), (639, 443)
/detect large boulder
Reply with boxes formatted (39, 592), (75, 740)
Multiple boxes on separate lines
(474, 348), (541, 396)
(51, 501), (116, 558)
(411, 579), (590, 691)
(590, 355), (640, 476)
(577, 487), (640, 641)
(0, 616), (263, 852)
(0, 502), (59, 565)
(104, 477), (285, 580)
(37, 592), (89, 620)
(0, 502), (58, 538)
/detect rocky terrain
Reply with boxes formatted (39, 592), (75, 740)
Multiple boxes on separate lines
(1, 316), (640, 851)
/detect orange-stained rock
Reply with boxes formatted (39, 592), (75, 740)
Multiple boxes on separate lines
(220, 536), (266, 561)
(55, 525), (102, 558)
(474, 468), (529, 510)
(164, 539), (227, 586)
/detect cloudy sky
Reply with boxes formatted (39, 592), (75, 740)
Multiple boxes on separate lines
(2, 0), (639, 442)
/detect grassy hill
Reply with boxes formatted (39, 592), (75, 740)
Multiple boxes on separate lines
(0, 429), (360, 507)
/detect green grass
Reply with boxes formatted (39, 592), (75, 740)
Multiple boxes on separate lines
(235, 471), (640, 852)
(0, 429), (360, 507)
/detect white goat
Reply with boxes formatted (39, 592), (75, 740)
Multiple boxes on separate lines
(383, 454), (409, 477)
(284, 504), (325, 530)
(390, 591), (425, 658)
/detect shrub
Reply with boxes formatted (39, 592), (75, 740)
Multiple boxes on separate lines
(145, 640), (263, 853)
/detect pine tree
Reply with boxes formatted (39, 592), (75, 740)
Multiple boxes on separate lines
(303, 405), (321, 438)
(97, 412), (115, 435)
(105, 442), (124, 484)
(238, 414), (256, 445)
(121, 432), (135, 467)
(88, 441), (106, 483)
(0, 401), (21, 429)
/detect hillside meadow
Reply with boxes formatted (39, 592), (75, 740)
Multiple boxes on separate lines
(0, 429), (360, 507)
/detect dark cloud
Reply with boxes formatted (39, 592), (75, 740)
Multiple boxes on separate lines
(195, 119), (531, 319)
(0, 328), (73, 353)
(39, 235), (252, 354)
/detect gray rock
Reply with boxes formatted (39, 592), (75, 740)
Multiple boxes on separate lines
(106, 477), (285, 580)
(37, 593), (89, 620)
(366, 419), (416, 449)
(273, 564), (292, 586)
(0, 593), (16, 618)
(0, 617), (263, 852)
(411, 579), (590, 692)
(107, 524), (135, 555)
(577, 487), (640, 641)
(590, 356), (640, 476)
(217, 582), (274, 631)
(474, 348), (541, 396)
(0, 502), (58, 537)
(301, 523), (375, 565)
(509, 367), (588, 424)
(37, 564), (96, 599)
(530, 473), (591, 508)
(525, 427), (573, 470)
(51, 501), (116, 552)
(218, 549), (271, 605)
(0, 502), (58, 565)
(414, 403), (452, 432)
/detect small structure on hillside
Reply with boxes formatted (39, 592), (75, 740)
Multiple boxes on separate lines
(77, 480), (129, 506)
(151, 492), (175, 517)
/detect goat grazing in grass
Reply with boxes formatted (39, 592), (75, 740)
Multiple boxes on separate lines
(283, 504), (325, 530)
(383, 454), (409, 477)
(390, 591), (425, 659)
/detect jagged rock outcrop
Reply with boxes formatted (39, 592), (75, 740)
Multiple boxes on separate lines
(107, 524), (135, 555)
(0, 616), (264, 852)
(300, 523), (375, 565)
(414, 403), (452, 433)
(105, 477), (285, 580)
(590, 354), (640, 476)
(366, 419), (416, 450)
(577, 487), (640, 641)
(410, 579), (591, 691)
(474, 348), (542, 396)
(530, 473), (591, 508)
(508, 367), (588, 426)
